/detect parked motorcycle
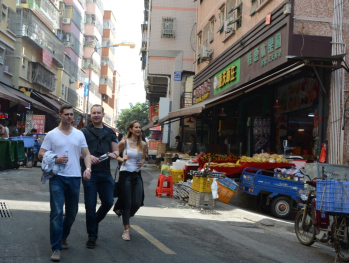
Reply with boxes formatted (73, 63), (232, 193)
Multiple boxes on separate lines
(295, 179), (349, 261)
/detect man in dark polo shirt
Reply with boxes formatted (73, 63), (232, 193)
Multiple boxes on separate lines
(80, 104), (118, 249)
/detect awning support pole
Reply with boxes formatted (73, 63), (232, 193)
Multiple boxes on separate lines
(312, 67), (327, 95)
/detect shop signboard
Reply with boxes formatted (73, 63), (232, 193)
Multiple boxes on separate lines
(213, 58), (240, 95)
(277, 77), (319, 113)
(193, 79), (211, 104)
(149, 140), (161, 150)
(42, 49), (53, 69)
(32, 115), (45, 134)
(0, 112), (8, 119)
(149, 106), (159, 123)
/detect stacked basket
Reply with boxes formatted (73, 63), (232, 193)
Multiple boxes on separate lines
(216, 178), (238, 204)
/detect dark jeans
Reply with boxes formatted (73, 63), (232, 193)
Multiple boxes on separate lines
(83, 171), (114, 238)
(122, 173), (143, 226)
(49, 175), (81, 252)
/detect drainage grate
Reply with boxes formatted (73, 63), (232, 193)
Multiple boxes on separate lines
(0, 202), (11, 218)
(199, 208), (221, 215)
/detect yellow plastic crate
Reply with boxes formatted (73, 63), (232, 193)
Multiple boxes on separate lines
(192, 176), (213, 193)
(170, 169), (184, 183)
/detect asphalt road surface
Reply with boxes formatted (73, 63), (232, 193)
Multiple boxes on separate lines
(0, 161), (336, 263)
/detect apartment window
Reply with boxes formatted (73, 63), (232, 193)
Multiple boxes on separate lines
(2, 6), (7, 22)
(250, 0), (258, 16)
(161, 17), (175, 38)
(209, 20), (214, 43)
(27, 61), (31, 81)
(0, 48), (4, 64)
(22, 58), (26, 68)
(198, 35), (202, 47)
(225, 0), (243, 34)
(217, 7), (225, 34)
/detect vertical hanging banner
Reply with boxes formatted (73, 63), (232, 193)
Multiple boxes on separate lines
(42, 49), (53, 69)
(149, 106), (159, 123)
(84, 78), (89, 97)
(32, 115), (45, 134)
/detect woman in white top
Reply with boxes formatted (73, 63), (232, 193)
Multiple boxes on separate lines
(114, 120), (147, 241)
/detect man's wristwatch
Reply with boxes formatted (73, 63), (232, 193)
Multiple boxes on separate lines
(86, 168), (92, 172)
(113, 152), (118, 158)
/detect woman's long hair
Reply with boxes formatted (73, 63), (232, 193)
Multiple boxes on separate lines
(126, 120), (143, 153)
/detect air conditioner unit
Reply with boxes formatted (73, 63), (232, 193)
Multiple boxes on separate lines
(62, 18), (71, 24)
(102, 94), (106, 100)
(201, 45), (213, 61)
(69, 77), (75, 83)
(283, 2), (291, 15)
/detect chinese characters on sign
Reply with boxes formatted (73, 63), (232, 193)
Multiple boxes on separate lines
(149, 106), (159, 123)
(213, 58), (241, 95)
(42, 49), (53, 69)
(174, 71), (182, 81)
(247, 33), (281, 68)
(193, 79), (210, 104)
(149, 140), (162, 150)
(32, 115), (45, 134)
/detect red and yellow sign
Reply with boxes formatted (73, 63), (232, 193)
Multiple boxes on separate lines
(149, 140), (161, 150)
(193, 79), (210, 104)
(149, 106), (159, 123)
(32, 115), (45, 134)
(42, 49), (53, 69)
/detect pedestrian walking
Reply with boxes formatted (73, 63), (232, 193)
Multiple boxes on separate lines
(114, 120), (147, 241)
(38, 104), (92, 262)
(80, 104), (118, 249)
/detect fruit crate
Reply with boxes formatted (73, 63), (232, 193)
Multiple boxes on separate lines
(217, 182), (236, 204)
(217, 177), (239, 192)
(188, 189), (215, 208)
(170, 169), (184, 183)
(192, 176), (213, 193)
(316, 180), (349, 214)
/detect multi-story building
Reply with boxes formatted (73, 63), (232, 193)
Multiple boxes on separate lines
(83, 0), (103, 113)
(0, 0), (16, 87)
(99, 10), (116, 126)
(161, 0), (348, 164)
(142, 0), (197, 146)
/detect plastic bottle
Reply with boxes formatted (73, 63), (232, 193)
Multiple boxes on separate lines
(136, 151), (142, 163)
(60, 150), (68, 171)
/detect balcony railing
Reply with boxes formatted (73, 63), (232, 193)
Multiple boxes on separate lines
(64, 55), (79, 80)
(82, 58), (101, 75)
(10, 9), (65, 66)
(85, 14), (103, 35)
(32, 63), (55, 92)
(101, 57), (114, 71)
(64, 32), (83, 57)
(29, 0), (60, 29)
(4, 48), (15, 75)
(103, 20), (116, 39)
(89, 81), (101, 99)
(100, 75), (113, 90)
(87, 0), (104, 13)
(67, 88), (79, 107)
(104, 114), (112, 125)
(64, 4), (84, 33)
(78, 68), (85, 82)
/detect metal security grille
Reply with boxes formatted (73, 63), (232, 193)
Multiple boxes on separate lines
(0, 202), (11, 218)
(161, 17), (176, 38)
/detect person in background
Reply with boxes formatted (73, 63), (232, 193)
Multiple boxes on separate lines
(114, 121), (146, 241)
(80, 104), (118, 249)
(0, 122), (9, 139)
(175, 136), (183, 153)
(38, 104), (91, 262)
(26, 128), (37, 137)
(280, 131), (297, 155)
(186, 134), (197, 156)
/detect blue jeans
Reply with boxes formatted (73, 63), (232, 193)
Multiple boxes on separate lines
(122, 173), (143, 226)
(82, 171), (114, 239)
(49, 176), (81, 252)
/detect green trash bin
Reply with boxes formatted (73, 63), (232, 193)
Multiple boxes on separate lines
(0, 139), (12, 171)
(7, 140), (18, 169)
(15, 140), (25, 162)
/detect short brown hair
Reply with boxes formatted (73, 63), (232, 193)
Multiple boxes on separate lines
(59, 104), (73, 114)
(91, 104), (104, 113)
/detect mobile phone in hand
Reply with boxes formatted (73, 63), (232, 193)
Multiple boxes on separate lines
(98, 154), (109, 162)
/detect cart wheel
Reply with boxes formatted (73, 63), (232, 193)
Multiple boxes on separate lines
(271, 196), (293, 219)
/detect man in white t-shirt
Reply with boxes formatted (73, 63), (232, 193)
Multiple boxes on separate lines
(39, 104), (92, 262)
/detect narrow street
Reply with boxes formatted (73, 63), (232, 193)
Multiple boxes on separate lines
(0, 160), (336, 263)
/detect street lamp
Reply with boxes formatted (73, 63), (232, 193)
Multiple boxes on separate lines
(85, 44), (118, 126)
(85, 43), (136, 126)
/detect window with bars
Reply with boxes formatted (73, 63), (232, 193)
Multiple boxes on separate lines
(161, 17), (175, 38)
(209, 20), (214, 43)
(4, 48), (14, 74)
(203, 22), (209, 46)
(27, 61), (31, 81)
(0, 48), (3, 64)
(225, 0), (242, 33)
(217, 7), (225, 33)
(2, 6), (7, 22)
